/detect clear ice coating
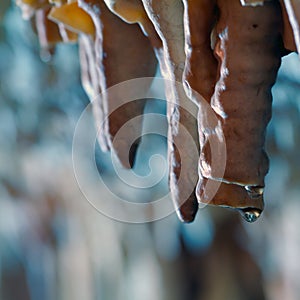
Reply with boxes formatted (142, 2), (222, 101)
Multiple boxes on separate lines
(245, 185), (264, 199)
(240, 208), (262, 223)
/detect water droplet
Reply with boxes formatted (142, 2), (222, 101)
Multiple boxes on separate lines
(245, 185), (264, 198)
(40, 48), (55, 63)
(239, 208), (261, 223)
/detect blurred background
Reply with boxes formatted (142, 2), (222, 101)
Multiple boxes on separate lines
(1, 2), (300, 300)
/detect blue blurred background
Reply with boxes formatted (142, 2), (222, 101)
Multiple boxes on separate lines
(1, 2), (300, 300)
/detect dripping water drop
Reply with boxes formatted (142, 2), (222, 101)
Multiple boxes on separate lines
(239, 208), (262, 223)
(40, 48), (55, 63)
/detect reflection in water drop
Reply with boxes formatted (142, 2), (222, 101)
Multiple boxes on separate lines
(245, 185), (264, 199)
(239, 208), (262, 223)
